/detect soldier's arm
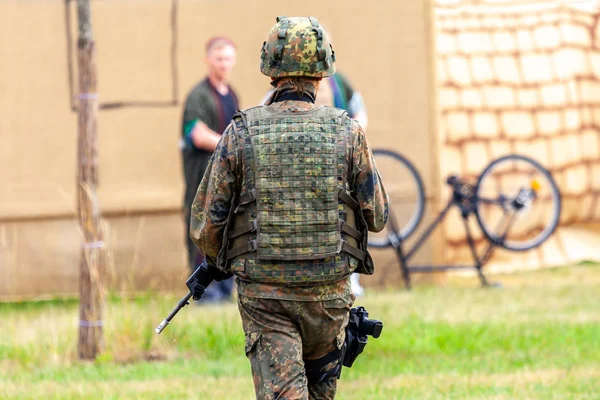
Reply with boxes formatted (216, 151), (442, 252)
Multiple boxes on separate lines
(350, 121), (389, 233)
(189, 120), (240, 262)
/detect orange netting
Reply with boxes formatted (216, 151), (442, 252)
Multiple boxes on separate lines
(435, 0), (600, 268)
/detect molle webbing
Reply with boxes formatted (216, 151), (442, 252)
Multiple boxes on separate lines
(247, 106), (347, 260)
(224, 105), (373, 283)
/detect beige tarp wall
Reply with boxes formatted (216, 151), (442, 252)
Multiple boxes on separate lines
(435, 0), (600, 271)
(0, 0), (438, 299)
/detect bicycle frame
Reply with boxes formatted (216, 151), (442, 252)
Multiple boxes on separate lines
(390, 176), (516, 289)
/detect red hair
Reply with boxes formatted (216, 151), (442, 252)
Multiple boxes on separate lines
(205, 36), (236, 55)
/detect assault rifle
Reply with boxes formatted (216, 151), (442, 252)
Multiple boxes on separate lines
(155, 260), (231, 334)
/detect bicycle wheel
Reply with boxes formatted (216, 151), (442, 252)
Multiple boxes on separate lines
(475, 154), (561, 251)
(367, 149), (425, 248)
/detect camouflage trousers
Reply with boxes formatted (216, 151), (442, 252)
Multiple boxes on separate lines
(238, 294), (354, 400)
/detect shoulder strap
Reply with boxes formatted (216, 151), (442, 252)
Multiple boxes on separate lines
(238, 105), (271, 122)
(315, 105), (347, 120)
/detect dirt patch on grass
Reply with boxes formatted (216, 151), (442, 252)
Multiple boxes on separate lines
(113, 350), (170, 364)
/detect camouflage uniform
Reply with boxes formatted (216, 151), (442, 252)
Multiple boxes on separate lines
(191, 17), (388, 400)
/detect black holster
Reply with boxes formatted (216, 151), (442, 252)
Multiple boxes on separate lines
(304, 306), (383, 383)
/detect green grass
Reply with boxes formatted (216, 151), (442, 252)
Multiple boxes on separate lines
(1, 264), (599, 399)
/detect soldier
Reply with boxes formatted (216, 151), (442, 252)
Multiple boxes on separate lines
(258, 43), (370, 298)
(191, 16), (388, 399)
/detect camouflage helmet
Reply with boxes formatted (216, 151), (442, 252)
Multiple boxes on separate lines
(260, 16), (336, 78)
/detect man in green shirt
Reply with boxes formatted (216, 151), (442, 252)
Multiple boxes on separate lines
(181, 36), (239, 302)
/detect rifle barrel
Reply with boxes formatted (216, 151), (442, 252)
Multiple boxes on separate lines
(155, 291), (193, 334)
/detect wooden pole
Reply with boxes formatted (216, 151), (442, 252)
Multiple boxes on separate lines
(76, 0), (105, 360)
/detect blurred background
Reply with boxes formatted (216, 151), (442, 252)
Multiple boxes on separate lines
(1, 0), (599, 301)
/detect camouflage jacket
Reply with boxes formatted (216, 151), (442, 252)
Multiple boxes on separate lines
(190, 95), (388, 301)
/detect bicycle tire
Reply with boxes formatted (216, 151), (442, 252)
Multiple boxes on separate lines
(475, 154), (561, 251)
(367, 149), (426, 248)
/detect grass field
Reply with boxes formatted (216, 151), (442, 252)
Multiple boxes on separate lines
(1, 263), (599, 399)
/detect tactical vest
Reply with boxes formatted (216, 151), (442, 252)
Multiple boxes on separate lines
(219, 105), (374, 284)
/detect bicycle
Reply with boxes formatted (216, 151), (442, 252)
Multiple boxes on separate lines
(368, 151), (562, 289)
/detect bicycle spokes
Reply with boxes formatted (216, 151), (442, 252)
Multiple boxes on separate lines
(476, 155), (561, 251)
